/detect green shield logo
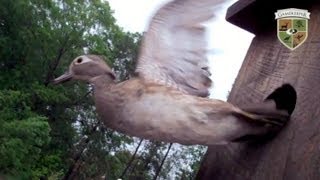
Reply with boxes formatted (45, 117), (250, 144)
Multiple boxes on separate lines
(275, 8), (310, 50)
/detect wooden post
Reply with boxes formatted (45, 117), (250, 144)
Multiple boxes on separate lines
(197, 0), (320, 179)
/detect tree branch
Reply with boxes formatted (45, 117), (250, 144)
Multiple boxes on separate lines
(119, 139), (144, 179)
(153, 143), (173, 180)
(44, 34), (71, 86)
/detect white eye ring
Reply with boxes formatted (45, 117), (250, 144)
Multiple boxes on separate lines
(74, 56), (91, 65)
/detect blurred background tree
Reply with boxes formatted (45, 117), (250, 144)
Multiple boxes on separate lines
(0, 0), (205, 179)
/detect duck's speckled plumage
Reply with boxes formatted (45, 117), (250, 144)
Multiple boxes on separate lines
(53, 0), (296, 145)
(91, 77), (253, 145)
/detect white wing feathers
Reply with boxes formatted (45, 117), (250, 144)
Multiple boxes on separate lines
(136, 0), (225, 97)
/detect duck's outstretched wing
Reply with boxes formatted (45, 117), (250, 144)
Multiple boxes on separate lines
(135, 0), (225, 97)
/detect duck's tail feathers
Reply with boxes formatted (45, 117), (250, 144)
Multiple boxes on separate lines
(239, 84), (297, 126)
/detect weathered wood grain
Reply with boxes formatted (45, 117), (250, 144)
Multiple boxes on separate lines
(197, 1), (320, 179)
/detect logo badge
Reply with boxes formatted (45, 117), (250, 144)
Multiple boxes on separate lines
(275, 8), (310, 50)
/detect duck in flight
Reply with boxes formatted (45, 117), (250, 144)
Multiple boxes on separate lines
(53, 0), (296, 145)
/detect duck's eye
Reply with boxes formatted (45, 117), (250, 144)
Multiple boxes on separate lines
(76, 58), (83, 64)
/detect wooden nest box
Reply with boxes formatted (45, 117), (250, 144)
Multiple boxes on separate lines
(197, 0), (320, 179)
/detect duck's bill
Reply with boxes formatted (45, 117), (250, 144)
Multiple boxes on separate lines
(53, 72), (72, 84)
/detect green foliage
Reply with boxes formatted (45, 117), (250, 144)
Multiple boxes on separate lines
(0, 117), (50, 178)
(174, 145), (207, 180)
(0, 0), (140, 178)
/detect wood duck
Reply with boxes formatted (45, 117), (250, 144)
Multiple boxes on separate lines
(53, 0), (296, 145)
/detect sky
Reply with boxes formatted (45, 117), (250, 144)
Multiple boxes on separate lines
(107, 0), (254, 100)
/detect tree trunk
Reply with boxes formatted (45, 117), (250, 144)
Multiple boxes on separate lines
(62, 137), (89, 180)
(197, 0), (320, 179)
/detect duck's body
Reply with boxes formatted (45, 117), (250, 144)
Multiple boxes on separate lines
(91, 75), (270, 145)
(53, 0), (296, 145)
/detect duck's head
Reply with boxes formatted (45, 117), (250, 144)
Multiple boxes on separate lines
(53, 55), (116, 84)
